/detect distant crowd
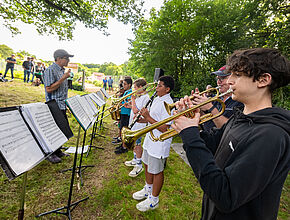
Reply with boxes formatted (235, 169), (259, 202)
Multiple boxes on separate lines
(1, 54), (74, 88)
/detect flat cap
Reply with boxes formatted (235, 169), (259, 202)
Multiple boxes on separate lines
(53, 49), (74, 59)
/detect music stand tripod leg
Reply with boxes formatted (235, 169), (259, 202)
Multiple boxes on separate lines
(18, 172), (28, 220)
(77, 130), (95, 186)
(86, 122), (104, 158)
(36, 126), (89, 219)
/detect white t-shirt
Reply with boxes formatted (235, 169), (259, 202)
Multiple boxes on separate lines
(142, 93), (173, 159)
(129, 93), (150, 131)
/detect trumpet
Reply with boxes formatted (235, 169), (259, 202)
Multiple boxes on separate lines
(164, 86), (222, 114)
(121, 88), (233, 150)
(94, 82), (157, 122)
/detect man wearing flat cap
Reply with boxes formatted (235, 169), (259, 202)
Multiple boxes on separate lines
(43, 49), (74, 163)
(191, 65), (243, 131)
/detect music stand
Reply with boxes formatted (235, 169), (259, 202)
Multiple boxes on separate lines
(36, 126), (89, 219)
(60, 96), (96, 186)
(96, 91), (108, 130)
(85, 93), (106, 157)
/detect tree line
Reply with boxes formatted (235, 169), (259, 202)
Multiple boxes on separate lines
(126, 0), (289, 108)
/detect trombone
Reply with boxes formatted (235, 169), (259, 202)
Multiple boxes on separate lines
(121, 88), (233, 150)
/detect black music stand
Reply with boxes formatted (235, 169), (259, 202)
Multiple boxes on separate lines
(36, 126), (89, 219)
(96, 91), (108, 130)
(85, 116), (105, 158)
(61, 123), (95, 186)
(85, 93), (107, 157)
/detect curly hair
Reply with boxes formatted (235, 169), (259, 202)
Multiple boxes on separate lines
(227, 48), (290, 92)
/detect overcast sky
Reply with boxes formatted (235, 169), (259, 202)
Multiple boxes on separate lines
(0, 0), (163, 65)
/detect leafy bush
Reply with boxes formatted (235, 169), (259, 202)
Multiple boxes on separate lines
(72, 82), (83, 91)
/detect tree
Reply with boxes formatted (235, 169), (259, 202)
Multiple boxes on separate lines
(0, 44), (14, 59)
(128, 0), (289, 99)
(0, 0), (145, 40)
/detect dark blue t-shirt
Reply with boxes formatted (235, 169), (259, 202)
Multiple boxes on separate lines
(202, 97), (243, 132)
(6, 57), (16, 68)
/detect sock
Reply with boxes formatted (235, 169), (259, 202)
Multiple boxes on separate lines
(132, 152), (137, 162)
(145, 183), (153, 195)
(151, 195), (159, 203)
(136, 158), (142, 168)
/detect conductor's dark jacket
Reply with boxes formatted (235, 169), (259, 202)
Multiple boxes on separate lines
(179, 107), (290, 220)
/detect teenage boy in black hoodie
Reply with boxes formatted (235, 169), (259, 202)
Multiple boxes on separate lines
(172, 48), (290, 220)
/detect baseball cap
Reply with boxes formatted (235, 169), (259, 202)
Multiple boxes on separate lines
(53, 49), (74, 59)
(211, 65), (231, 76)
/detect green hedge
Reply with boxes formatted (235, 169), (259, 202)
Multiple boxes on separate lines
(72, 82), (83, 91)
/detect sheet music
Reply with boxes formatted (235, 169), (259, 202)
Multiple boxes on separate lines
(0, 110), (44, 175)
(66, 95), (91, 130)
(21, 103), (68, 153)
(84, 94), (99, 116)
(90, 93), (105, 107)
(100, 88), (110, 99)
(96, 91), (105, 101)
(79, 95), (95, 120)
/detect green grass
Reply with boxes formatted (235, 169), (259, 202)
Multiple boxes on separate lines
(0, 79), (289, 219)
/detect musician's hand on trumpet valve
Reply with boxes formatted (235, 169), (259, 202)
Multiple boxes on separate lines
(191, 88), (213, 112)
(171, 96), (201, 133)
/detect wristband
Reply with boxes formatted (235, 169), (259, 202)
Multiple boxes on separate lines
(207, 105), (216, 113)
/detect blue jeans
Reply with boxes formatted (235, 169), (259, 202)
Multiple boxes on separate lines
(23, 70), (30, 83)
(4, 66), (14, 79)
(30, 72), (35, 82)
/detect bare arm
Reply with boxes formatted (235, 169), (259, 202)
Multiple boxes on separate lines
(7, 59), (16, 64)
(46, 69), (70, 93)
(140, 107), (170, 133)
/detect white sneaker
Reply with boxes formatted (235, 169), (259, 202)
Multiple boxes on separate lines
(136, 197), (159, 212)
(125, 159), (136, 167)
(129, 166), (143, 177)
(132, 187), (149, 200)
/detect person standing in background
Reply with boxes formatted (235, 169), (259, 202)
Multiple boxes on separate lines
(4, 54), (16, 80)
(22, 57), (32, 83)
(35, 62), (44, 84)
(103, 77), (107, 90)
(30, 57), (36, 82)
(67, 69), (74, 89)
(108, 76), (114, 92)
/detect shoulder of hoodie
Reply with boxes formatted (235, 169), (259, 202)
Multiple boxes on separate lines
(236, 106), (290, 136)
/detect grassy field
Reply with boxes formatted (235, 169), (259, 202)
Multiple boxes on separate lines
(0, 79), (289, 219)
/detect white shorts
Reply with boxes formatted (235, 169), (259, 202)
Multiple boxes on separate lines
(142, 149), (166, 174)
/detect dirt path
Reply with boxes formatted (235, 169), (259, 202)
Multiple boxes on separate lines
(85, 82), (100, 93)
(85, 82), (116, 96)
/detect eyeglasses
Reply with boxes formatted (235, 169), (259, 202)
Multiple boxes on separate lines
(216, 76), (228, 82)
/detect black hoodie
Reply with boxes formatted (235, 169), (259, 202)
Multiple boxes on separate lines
(180, 107), (290, 220)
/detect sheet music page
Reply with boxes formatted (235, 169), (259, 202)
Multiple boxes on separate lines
(90, 93), (105, 107)
(84, 94), (99, 116)
(96, 91), (105, 101)
(100, 88), (110, 99)
(21, 103), (68, 153)
(0, 110), (44, 175)
(79, 95), (95, 120)
(66, 95), (91, 130)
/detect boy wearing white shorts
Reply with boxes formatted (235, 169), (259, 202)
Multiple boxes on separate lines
(132, 75), (174, 212)
(124, 78), (150, 177)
